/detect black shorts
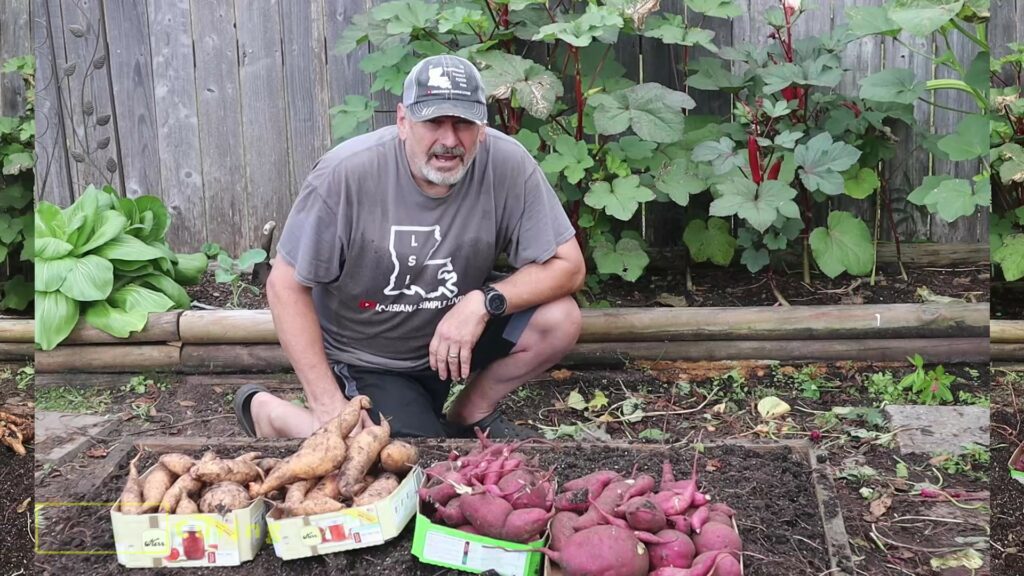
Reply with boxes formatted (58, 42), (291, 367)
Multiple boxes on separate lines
(330, 307), (535, 437)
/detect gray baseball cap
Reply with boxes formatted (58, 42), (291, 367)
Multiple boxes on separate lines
(402, 54), (488, 124)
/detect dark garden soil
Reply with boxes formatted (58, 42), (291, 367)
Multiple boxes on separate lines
(832, 447), (990, 575)
(0, 365), (35, 574)
(991, 374), (1023, 576)
(34, 441), (829, 576)
(184, 264), (986, 311)
(991, 282), (1024, 319)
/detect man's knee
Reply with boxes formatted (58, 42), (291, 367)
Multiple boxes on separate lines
(530, 296), (582, 349)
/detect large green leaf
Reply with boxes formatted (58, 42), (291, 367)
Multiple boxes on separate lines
(173, 252), (210, 286)
(137, 274), (192, 310)
(692, 137), (744, 175)
(741, 247), (770, 272)
(908, 176), (984, 221)
(72, 209), (128, 256)
(36, 237), (74, 260)
(476, 52), (563, 119)
(995, 234), (1024, 281)
(35, 257), (75, 293)
(109, 283), (176, 314)
(132, 196), (171, 243)
(859, 69), (926, 104)
(844, 167), (880, 199)
(92, 233), (171, 262)
(709, 178), (800, 232)
(937, 114), (988, 161)
(533, 4), (624, 46)
(83, 301), (149, 339)
(585, 176), (656, 220)
(58, 255), (115, 302)
(655, 158), (708, 206)
(589, 83), (694, 143)
(35, 290), (80, 351)
(643, 14), (717, 52)
(795, 133), (861, 196)
(683, 0), (743, 18)
(686, 58), (748, 92)
(370, 0), (439, 35)
(888, 0), (965, 37)
(539, 134), (594, 184)
(684, 217), (736, 266)
(592, 237), (649, 281)
(846, 6), (901, 37)
(809, 211), (874, 278)
(994, 143), (1024, 185)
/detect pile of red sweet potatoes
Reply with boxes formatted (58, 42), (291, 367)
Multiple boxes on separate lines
(418, 431), (743, 576)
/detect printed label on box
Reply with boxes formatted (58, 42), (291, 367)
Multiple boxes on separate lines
(422, 531), (529, 574)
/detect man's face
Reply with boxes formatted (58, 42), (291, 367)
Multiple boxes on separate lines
(397, 104), (486, 188)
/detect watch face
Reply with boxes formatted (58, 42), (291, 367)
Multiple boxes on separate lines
(486, 291), (507, 315)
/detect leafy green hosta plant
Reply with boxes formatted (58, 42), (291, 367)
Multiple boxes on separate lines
(35, 186), (208, 350)
(0, 55), (36, 312)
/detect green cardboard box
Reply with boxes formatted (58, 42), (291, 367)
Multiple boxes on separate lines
(410, 504), (544, 576)
(1011, 443), (1024, 485)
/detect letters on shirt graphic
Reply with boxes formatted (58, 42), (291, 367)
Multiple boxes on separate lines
(384, 226), (458, 298)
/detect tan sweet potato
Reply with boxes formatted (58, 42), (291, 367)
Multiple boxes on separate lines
(306, 471), (341, 501)
(157, 453), (196, 477)
(279, 495), (346, 518)
(353, 473), (400, 506)
(160, 451), (216, 513)
(190, 456), (264, 485)
(256, 396), (371, 496)
(336, 417), (391, 498)
(176, 494), (199, 514)
(255, 458), (281, 475)
(118, 452), (145, 515)
(237, 451), (261, 462)
(199, 482), (251, 514)
(380, 441), (419, 475)
(141, 463), (176, 513)
(284, 480), (311, 508)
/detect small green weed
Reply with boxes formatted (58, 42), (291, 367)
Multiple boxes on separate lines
(37, 386), (112, 413)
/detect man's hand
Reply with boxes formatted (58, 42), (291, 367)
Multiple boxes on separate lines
(429, 290), (489, 380)
(311, 394), (348, 433)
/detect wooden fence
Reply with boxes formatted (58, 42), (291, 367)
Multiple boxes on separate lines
(26, 0), (1002, 255)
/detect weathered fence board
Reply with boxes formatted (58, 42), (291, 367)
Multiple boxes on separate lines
(191, 0), (249, 255)
(33, 0), (75, 206)
(990, 0), (1021, 85)
(148, 0), (207, 250)
(26, 0), (991, 252)
(0, 0), (31, 116)
(281, 0), (332, 197)
(236, 0), (293, 246)
(104, 0), (161, 200)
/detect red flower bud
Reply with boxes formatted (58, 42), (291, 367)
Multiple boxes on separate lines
(747, 135), (762, 184)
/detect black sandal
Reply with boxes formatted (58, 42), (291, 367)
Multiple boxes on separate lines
(233, 384), (268, 438)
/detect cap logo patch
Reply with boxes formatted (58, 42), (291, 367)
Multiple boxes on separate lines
(427, 66), (452, 89)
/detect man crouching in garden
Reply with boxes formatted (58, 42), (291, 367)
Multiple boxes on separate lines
(234, 55), (585, 440)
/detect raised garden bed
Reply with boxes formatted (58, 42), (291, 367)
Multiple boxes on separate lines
(34, 437), (847, 576)
(29, 303), (989, 374)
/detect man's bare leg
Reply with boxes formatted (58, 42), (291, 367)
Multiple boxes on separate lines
(249, 392), (317, 438)
(446, 295), (582, 426)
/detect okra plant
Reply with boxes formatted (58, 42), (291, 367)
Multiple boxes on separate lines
(991, 43), (1024, 280)
(0, 55), (35, 312)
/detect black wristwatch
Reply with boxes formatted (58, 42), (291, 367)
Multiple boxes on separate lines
(481, 284), (507, 317)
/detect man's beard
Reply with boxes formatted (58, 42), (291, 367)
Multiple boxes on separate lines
(419, 144), (474, 186)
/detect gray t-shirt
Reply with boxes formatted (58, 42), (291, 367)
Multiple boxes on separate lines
(276, 125), (576, 370)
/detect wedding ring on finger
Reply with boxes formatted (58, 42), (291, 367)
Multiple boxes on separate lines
(448, 352), (460, 358)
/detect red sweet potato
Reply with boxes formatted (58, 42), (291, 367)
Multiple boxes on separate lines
(562, 470), (621, 496)
(690, 505), (711, 533)
(622, 497), (666, 533)
(549, 511), (579, 551)
(651, 551), (733, 576)
(654, 490), (694, 517)
(540, 525), (649, 576)
(623, 474), (656, 500)
(460, 492), (513, 538)
(434, 496), (466, 526)
(708, 503), (735, 517)
(707, 512), (732, 526)
(708, 553), (742, 576)
(501, 507), (554, 543)
(668, 514), (692, 534)
(554, 488), (591, 513)
(574, 478), (641, 531)
(648, 529), (696, 570)
(693, 522), (742, 559)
